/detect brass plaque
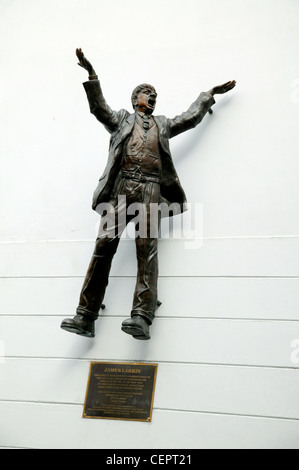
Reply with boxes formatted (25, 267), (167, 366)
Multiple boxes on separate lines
(83, 362), (158, 422)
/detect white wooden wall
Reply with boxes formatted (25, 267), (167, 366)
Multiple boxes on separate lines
(1, 0), (299, 449)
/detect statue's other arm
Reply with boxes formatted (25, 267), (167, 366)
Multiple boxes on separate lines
(168, 80), (236, 138)
(76, 48), (119, 134)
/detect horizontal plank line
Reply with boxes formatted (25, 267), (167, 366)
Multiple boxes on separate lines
(0, 398), (81, 407)
(0, 446), (32, 450)
(153, 408), (299, 422)
(1, 235), (299, 244)
(2, 356), (298, 371)
(1, 399), (298, 422)
(1, 275), (299, 279)
(97, 315), (299, 323)
(1, 313), (299, 322)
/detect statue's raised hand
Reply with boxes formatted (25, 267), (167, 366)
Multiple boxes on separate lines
(76, 48), (96, 76)
(209, 80), (236, 96)
(207, 80), (236, 114)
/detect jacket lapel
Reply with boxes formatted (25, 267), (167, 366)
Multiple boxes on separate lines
(153, 116), (171, 156)
(114, 113), (135, 149)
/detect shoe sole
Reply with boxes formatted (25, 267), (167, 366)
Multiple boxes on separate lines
(60, 323), (95, 338)
(133, 335), (150, 340)
(121, 326), (150, 340)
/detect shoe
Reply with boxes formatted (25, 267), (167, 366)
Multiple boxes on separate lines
(60, 314), (95, 338)
(121, 315), (150, 340)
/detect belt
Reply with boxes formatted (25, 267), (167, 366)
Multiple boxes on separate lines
(121, 170), (161, 184)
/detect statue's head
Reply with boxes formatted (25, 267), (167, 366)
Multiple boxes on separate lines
(131, 84), (157, 114)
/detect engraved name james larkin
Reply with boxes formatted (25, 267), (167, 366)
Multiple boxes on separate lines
(104, 367), (141, 373)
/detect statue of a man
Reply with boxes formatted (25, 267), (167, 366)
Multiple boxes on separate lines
(60, 48), (236, 340)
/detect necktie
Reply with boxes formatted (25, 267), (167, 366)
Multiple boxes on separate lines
(142, 114), (150, 130)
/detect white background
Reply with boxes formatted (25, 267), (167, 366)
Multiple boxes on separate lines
(0, 0), (299, 449)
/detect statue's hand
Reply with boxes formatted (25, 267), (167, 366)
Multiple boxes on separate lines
(76, 48), (96, 76)
(210, 80), (236, 95)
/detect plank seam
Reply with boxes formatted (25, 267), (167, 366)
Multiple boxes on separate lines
(1, 313), (299, 322)
(0, 399), (298, 422)
(1, 275), (299, 279)
(1, 356), (298, 370)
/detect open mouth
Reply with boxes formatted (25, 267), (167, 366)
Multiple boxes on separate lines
(148, 97), (156, 108)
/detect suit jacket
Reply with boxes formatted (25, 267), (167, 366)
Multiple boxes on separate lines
(83, 80), (215, 216)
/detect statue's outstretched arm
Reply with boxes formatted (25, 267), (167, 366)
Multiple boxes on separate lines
(76, 48), (120, 133)
(168, 80), (236, 137)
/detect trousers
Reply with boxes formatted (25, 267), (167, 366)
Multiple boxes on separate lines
(76, 177), (161, 325)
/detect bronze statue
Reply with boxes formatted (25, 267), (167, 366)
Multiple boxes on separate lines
(60, 48), (236, 340)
